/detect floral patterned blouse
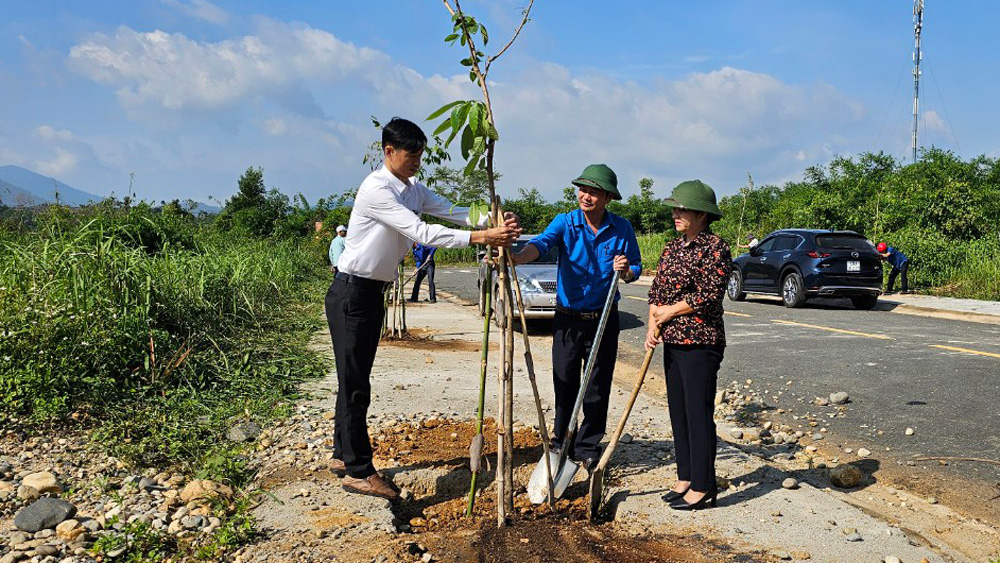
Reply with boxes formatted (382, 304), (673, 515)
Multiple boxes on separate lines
(647, 229), (732, 346)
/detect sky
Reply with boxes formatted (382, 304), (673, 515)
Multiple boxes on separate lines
(1, 0), (998, 205)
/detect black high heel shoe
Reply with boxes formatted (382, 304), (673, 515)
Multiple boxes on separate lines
(668, 487), (718, 510)
(661, 487), (690, 503)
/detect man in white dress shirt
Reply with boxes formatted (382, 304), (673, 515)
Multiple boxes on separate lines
(327, 117), (520, 499)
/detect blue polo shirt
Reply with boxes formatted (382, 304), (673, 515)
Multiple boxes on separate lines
(886, 246), (909, 269)
(528, 209), (642, 312)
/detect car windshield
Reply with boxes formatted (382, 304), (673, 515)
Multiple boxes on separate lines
(512, 240), (557, 264)
(816, 235), (874, 251)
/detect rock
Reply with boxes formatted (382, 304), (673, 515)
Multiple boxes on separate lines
(421, 553), (433, 563)
(856, 448), (872, 458)
(55, 519), (84, 541)
(811, 433), (824, 441)
(180, 479), (233, 505)
(137, 477), (158, 491)
(829, 464), (863, 488)
(846, 532), (863, 542)
(770, 550), (791, 560)
(791, 551), (811, 560)
(814, 397), (829, 406)
(16, 484), (40, 501)
(714, 391), (725, 406)
(0, 480), (13, 492)
(884, 557), (901, 563)
(14, 498), (78, 532)
(22, 472), (61, 494)
(781, 478), (799, 490)
(227, 421), (262, 442)
(743, 428), (762, 442)
(34, 545), (59, 557)
(829, 392), (849, 405)
(0, 553), (20, 563)
(9, 531), (30, 545)
(729, 428), (744, 440)
(927, 496), (937, 504)
(619, 433), (633, 444)
(905, 427), (915, 436)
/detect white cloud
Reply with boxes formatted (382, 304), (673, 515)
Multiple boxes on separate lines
(262, 118), (286, 136)
(683, 55), (711, 64)
(68, 20), (391, 115)
(922, 109), (946, 133)
(35, 125), (75, 141)
(160, 0), (229, 25)
(36, 148), (78, 176)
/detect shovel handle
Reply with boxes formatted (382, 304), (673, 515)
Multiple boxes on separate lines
(594, 325), (664, 472)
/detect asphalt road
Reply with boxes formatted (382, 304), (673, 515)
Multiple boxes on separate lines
(428, 265), (1000, 506)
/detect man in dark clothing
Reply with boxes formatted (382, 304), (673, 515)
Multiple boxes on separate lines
(409, 243), (437, 303)
(877, 242), (910, 294)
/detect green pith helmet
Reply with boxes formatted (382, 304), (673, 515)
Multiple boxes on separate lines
(663, 179), (723, 218)
(571, 164), (621, 200)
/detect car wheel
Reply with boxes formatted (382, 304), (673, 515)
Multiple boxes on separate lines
(727, 270), (747, 301)
(851, 295), (878, 310)
(781, 272), (806, 308)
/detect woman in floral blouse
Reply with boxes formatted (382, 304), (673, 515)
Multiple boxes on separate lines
(646, 180), (732, 510)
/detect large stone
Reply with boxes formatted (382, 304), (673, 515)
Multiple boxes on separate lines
(21, 472), (61, 494)
(56, 518), (85, 542)
(16, 485), (40, 502)
(180, 479), (233, 505)
(226, 421), (262, 443)
(829, 464), (863, 488)
(13, 498), (77, 532)
(829, 392), (850, 405)
(742, 427), (763, 442)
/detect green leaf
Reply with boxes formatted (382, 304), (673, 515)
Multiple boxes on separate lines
(469, 70), (477, 83)
(444, 33), (459, 43)
(460, 57), (472, 67)
(426, 100), (464, 121)
(486, 121), (499, 141)
(461, 125), (474, 161)
(463, 155), (480, 177)
(481, 25), (489, 45)
(472, 135), (486, 155)
(432, 118), (452, 137)
(468, 103), (481, 136)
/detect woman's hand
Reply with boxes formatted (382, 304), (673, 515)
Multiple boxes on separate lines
(644, 325), (662, 350)
(650, 304), (674, 326)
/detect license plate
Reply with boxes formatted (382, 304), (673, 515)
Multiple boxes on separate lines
(847, 260), (860, 272)
(549, 297), (557, 305)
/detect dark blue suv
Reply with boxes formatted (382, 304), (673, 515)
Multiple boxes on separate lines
(728, 229), (883, 309)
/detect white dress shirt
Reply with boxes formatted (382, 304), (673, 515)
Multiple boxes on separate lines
(337, 166), (486, 281)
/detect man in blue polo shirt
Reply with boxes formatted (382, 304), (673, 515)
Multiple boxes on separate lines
(512, 164), (642, 469)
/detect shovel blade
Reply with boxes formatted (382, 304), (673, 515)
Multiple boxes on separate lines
(527, 450), (580, 504)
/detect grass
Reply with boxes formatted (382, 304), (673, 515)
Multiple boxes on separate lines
(0, 203), (328, 471)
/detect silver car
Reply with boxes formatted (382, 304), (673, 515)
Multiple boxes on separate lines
(477, 236), (558, 325)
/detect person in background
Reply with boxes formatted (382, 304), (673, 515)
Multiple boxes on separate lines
(329, 225), (347, 273)
(736, 233), (758, 252)
(646, 180), (731, 511)
(512, 163), (642, 471)
(409, 242), (437, 303)
(877, 242), (910, 294)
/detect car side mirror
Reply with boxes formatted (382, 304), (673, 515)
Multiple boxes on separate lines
(749, 246), (762, 257)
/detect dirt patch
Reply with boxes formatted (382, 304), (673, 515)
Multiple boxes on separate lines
(368, 419), (769, 563)
(381, 333), (491, 352)
(372, 418), (540, 467)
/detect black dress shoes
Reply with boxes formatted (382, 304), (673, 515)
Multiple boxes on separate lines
(661, 487), (690, 503)
(669, 487), (718, 510)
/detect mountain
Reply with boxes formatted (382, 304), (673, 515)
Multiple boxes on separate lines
(0, 165), (104, 206)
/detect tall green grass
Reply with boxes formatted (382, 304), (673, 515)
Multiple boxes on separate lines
(0, 205), (327, 469)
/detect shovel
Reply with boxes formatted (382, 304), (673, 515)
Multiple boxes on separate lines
(587, 324), (664, 521)
(528, 269), (621, 503)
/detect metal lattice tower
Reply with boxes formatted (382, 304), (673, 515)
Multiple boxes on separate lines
(911, 0), (924, 163)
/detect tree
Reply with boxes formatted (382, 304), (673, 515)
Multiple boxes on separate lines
(217, 167), (289, 237)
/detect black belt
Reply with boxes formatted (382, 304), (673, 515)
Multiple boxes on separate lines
(335, 271), (391, 291)
(555, 304), (616, 320)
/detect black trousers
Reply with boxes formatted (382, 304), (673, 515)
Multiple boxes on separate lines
(887, 261), (909, 292)
(550, 309), (619, 461)
(664, 344), (725, 492)
(410, 261), (436, 302)
(325, 277), (385, 478)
